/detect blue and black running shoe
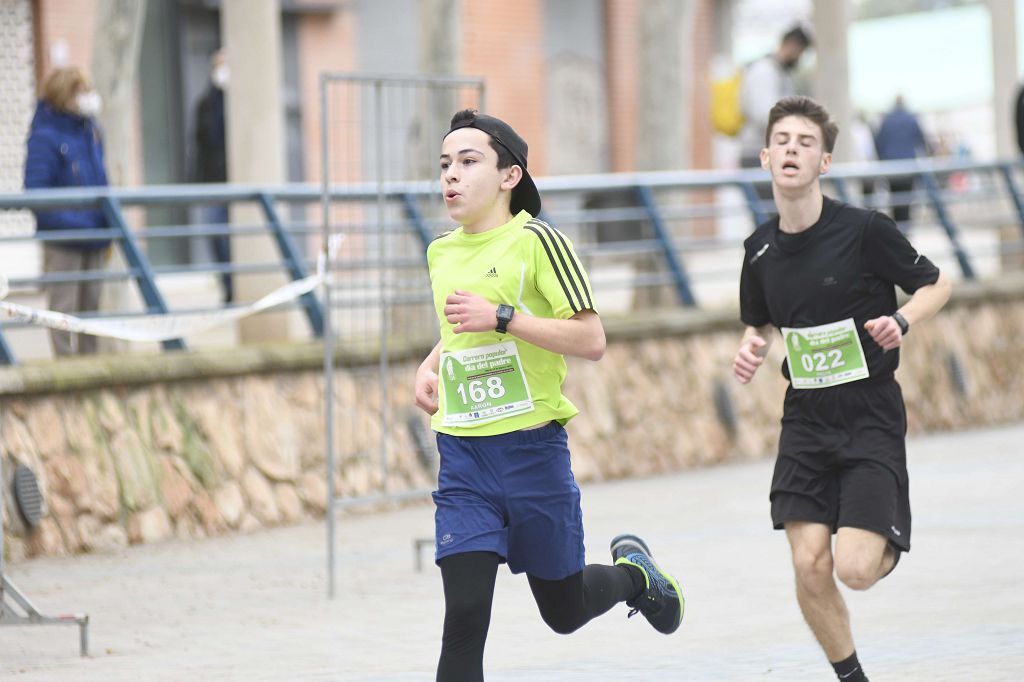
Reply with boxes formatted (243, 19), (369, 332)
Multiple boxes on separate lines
(610, 534), (685, 635)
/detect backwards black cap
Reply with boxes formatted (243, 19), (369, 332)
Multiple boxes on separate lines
(444, 112), (541, 217)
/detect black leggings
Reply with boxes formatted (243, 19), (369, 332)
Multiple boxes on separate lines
(436, 551), (640, 682)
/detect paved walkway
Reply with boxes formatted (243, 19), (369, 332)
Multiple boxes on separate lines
(2, 424), (1023, 681)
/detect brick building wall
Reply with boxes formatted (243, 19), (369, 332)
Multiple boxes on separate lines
(32, 0), (97, 78)
(25, 1), (718, 186)
(298, 8), (358, 185)
(461, 0), (548, 175)
(604, 0), (639, 172)
(690, 0), (714, 171)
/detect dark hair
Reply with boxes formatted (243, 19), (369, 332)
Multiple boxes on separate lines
(449, 109), (517, 170)
(765, 96), (839, 152)
(782, 25), (812, 49)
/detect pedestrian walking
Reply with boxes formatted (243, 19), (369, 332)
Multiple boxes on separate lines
(874, 95), (929, 227)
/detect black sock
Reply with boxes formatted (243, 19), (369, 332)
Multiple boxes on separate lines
(622, 564), (646, 599)
(831, 651), (868, 681)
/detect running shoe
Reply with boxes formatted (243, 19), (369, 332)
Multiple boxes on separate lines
(610, 534), (685, 635)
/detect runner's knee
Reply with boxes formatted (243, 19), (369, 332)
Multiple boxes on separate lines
(792, 547), (833, 591)
(443, 591), (492, 645)
(531, 574), (587, 635)
(537, 605), (584, 635)
(834, 553), (881, 591)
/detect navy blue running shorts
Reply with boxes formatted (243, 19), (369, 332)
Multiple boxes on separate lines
(432, 421), (586, 580)
(770, 378), (912, 553)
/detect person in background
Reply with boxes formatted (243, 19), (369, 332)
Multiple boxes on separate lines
(24, 66), (111, 357)
(739, 24), (814, 206)
(192, 48), (233, 303)
(874, 95), (929, 228)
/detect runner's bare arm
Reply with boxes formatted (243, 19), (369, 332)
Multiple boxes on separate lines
(414, 340), (443, 414)
(505, 309), (605, 361)
(443, 290), (605, 360)
(733, 324), (773, 384)
(864, 271), (952, 351)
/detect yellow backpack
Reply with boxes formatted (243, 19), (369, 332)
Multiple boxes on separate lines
(710, 69), (744, 137)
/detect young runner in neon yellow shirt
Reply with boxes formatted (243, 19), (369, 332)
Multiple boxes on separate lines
(414, 110), (684, 681)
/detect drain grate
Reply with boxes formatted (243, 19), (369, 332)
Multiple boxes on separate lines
(713, 379), (737, 436)
(13, 463), (43, 529)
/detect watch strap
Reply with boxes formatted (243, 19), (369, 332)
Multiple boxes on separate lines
(496, 304), (515, 333)
(892, 311), (910, 335)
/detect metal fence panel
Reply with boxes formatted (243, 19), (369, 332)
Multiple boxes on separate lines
(319, 73), (485, 596)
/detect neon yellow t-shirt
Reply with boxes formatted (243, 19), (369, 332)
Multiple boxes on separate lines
(426, 210), (596, 436)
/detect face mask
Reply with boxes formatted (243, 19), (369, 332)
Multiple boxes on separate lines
(211, 64), (229, 89)
(75, 91), (102, 117)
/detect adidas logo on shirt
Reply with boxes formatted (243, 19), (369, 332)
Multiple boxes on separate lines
(485, 267), (498, 278)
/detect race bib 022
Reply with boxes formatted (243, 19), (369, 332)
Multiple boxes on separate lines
(781, 318), (870, 389)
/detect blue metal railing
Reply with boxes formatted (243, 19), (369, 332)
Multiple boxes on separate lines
(0, 185), (333, 364)
(98, 195), (185, 351)
(0, 157), (1021, 365)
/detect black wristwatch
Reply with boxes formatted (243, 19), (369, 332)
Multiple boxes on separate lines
(892, 311), (910, 336)
(496, 304), (515, 334)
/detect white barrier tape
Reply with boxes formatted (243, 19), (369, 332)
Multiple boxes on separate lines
(317, 234), (346, 280)
(0, 273), (321, 342)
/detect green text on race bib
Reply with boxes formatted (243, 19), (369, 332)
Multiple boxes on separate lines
(440, 341), (535, 425)
(781, 318), (869, 389)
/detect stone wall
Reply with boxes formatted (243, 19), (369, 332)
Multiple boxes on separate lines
(3, 277), (1023, 562)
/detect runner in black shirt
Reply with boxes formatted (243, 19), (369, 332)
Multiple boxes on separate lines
(732, 97), (951, 682)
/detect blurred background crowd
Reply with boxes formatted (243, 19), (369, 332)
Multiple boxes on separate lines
(1, 0), (1022, 359)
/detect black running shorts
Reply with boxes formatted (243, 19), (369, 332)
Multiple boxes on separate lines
(770, 377), (911, 552)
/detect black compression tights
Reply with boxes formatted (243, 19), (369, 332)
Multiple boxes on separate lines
(436, 551), (640, 682)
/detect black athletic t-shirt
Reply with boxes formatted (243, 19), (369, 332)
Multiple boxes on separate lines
(739, 196), (940, 382)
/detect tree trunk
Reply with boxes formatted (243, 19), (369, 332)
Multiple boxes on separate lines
(91, 0), (147, 353)
(634, 0), (696, 307)
(92, 0), (147, 186)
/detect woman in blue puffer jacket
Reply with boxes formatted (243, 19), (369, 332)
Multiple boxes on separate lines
(24, 67), (111, 356)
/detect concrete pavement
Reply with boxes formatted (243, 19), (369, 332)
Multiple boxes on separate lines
(2, 423), (1023, 681)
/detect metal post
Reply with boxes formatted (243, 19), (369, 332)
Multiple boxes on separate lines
(0, 417), (89, 655)
(375, 80), (391, 492)
(998, 163), (1024, 237)
(400, 193), (434, 252)
(634, 185), (696, 306)
(1, 448), (5, 593)
(739, 181), (770, 228)
(256, 192), (325, 336)
(320, 74), (337, 599)
(920, 171), (976, 279)
(0, 332), (15, 365)
(98, 196), (186, 351)
(831, 177), (851, 204)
